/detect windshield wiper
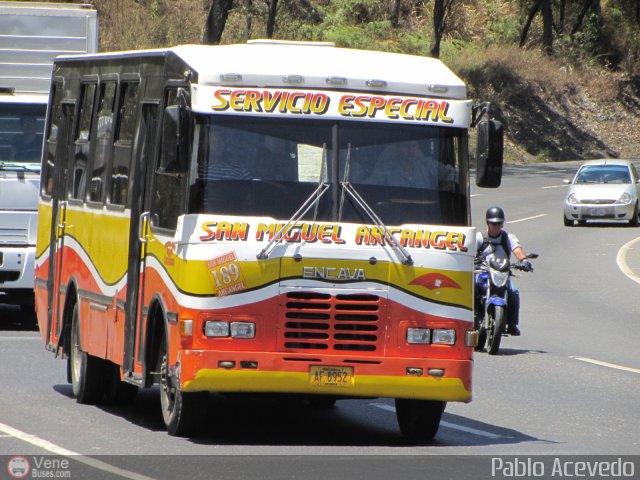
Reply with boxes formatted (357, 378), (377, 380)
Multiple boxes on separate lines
(0, 161), (40, 173)
(257, 144), (330, 260)
(341, 181), (413, 266)
(339, 145), (413, 265)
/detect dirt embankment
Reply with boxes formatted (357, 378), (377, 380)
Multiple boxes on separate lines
(467, 65), (640, 163)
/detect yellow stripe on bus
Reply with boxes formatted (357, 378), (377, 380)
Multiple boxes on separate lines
(183, 369), (471, 402)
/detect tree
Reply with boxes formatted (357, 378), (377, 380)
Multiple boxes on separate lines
(570, 0), (601, 36)
(391, 0), (402, 28)
(430, 0), (456, 58)
(541, 0), (553, 54)
(203, 0), (234, 44)
(266, 0), (278, 38)
(519, 0), (554, 55)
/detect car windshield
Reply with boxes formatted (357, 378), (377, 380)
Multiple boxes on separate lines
(575, 165), (631, 185)
(0, 103), (46, 164)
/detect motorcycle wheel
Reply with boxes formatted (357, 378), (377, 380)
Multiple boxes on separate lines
(486, 306), (505, 355)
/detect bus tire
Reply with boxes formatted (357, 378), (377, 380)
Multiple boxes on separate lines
(69, 303), (106, 404)
(159, 339), (206, 436)
(395, 398), (445, 443)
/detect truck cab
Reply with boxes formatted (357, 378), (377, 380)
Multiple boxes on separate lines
(0, 2), (97, 308)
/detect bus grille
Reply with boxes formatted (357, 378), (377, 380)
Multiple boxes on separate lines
(280, 291), (382, 353)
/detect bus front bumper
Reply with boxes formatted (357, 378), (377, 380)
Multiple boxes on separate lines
(178, 350), (472, 402)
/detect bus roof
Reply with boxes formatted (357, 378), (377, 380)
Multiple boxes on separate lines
(56, 41), (468, 100)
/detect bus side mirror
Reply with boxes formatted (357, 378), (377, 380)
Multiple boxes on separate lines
(161, 104), (189, 173)
(476, 119), (503, 188)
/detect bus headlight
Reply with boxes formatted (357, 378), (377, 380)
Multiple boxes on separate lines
(432, 329), (455, 345)
(204, 320), (256, 338)
(231, 322), (255, 339)
(204, 321), (230, 337)
(407, 327), (430, 344)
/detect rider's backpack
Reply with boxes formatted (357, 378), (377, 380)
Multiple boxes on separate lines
(479, 231), (511, 257)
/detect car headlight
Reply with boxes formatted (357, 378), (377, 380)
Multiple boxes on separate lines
(567, 193), (580, 205)
(615, 193), (632, 205)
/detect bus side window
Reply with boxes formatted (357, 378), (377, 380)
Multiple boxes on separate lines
(42, 83), (64, 197)
(152, 87), (189, 230)
(69, 82), (96, 201)
(88, 80), (116, 204)
(109, 81), (139, 207)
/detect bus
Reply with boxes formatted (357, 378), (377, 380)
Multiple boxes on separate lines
(35, 40), (503, 440)
(0, 2), (97, 312)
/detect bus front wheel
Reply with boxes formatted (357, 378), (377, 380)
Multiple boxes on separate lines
(159, 340), (206, 436)
(395, 398), (445, 442)
(69, 303), (106, 404)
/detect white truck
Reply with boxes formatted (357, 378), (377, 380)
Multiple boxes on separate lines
(0, 2), (97, 309)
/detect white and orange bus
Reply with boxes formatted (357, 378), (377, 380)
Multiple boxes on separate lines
(35, 40), (503, 440)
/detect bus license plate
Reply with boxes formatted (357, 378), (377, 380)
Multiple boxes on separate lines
(309, 366), (354, 388)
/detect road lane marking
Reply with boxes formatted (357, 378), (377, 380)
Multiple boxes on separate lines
(370, 403), (505, 439)
(507, 214), (547, 224)
(0, 421), (155, 480)
(616, 236), (640, 285)
(571, 356), (640, 374)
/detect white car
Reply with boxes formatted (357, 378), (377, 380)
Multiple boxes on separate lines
(563, 159), (640, 226)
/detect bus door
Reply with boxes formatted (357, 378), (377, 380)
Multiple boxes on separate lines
(123, 102), (159, 376)
(47, 102), (75, 349)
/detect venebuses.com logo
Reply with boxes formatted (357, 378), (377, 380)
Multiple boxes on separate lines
(7, 456), (30, 479)
(7, 456), (71, 479)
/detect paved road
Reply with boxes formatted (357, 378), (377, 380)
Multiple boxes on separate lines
(0, 161), (638, 479)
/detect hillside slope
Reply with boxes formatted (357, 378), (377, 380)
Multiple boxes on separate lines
(448, 51), (640, 164)
(482, 72), (640, 163)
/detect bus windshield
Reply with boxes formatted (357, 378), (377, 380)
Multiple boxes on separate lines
(189, 116), (468, 226)
(0, 104), (46, 165)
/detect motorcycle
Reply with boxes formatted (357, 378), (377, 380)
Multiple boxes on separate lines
(474, 252), (538, 355)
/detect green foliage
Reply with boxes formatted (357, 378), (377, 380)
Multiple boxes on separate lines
(440, 40), (482, 73)
(573, 13), (604, 58)
(397, 31), (432, 57)
(150, 1), (161, 20)
(602, 2), (640, 74)
(322, 24), (372, 48)
(320, 0), (390, 25)
(482, 1), (520, 45)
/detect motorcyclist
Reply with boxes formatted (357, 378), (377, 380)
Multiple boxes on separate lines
(475, 206), (533, 336)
